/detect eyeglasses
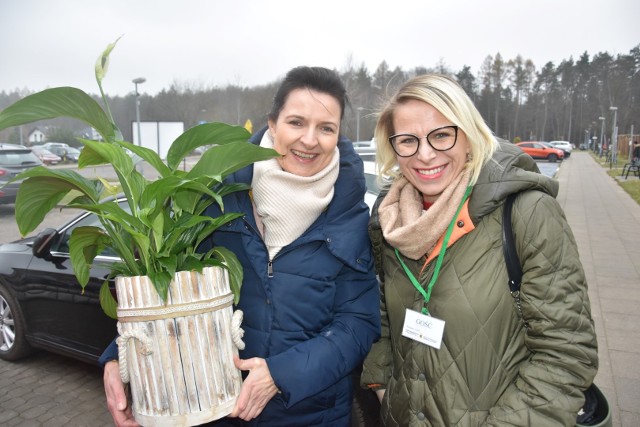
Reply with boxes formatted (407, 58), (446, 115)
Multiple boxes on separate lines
(388, 125), (459, 157)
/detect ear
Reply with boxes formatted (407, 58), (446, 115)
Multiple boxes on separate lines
(267, 119), (276, 138)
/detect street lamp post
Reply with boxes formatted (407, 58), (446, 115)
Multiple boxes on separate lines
(610, 106), (618, 168)
(585, 129), (589, 150)
(356, 107), (364, 142)
(133, 77), (146, 173)
(598, 116), (605, 156)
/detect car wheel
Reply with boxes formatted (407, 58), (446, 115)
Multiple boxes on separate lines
(547, 153), (558, 162)
(0, 284), (33, 361)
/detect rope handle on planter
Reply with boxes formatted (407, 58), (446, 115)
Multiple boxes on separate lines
(117, 330), (153, 384)
(231, 310), (245, 350)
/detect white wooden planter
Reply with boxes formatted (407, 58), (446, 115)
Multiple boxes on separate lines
(115, 267), (244, 427)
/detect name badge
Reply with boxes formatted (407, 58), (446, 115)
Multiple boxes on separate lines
(401, 308), (445, 349)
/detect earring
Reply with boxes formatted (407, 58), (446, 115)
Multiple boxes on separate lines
(466, 152), (472, 162)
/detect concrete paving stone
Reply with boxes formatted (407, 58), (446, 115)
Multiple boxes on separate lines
(602, 312), (638, 332)
(2, 396), (28, 410)
(68, 409), (113, 426)
(42, 415), (73, 426)
(610, 350), (640, 380)
(6, 419), (27, 427)
(614, 376), (640, 413)
(620, 410), (640, 427)
(600, 296), (640, 316)
(596, 284), (640, 301)
(594, 374), (616, 394)
(6, 385), (35, 400)
(606, 329), (640, 353)
(22, 400), (57, 420)
(0, 409), (19, 423)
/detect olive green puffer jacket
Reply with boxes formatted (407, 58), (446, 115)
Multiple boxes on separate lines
(361, 141), (598, 426)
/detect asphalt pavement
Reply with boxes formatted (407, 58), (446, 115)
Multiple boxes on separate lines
(0, 152), (638, 426)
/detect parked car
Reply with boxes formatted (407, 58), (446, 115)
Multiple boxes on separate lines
(548, 140), (573, 158)
(30, 146), (62, 165)
(541, 141), (570, 158)
(0, 143), (43, 204)
(363, 160), (379, 211)
(354, 139), (377, 162)
(42, 142), (70, 151)
(48, 146), (81, 162)
(0, 201), (120, 364)
(515, 141), (564, 162)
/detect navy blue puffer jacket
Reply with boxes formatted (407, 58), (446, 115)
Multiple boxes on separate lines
(201, 128), (380, 426)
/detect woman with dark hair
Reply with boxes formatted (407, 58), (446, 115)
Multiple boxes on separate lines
(101, 66), (380, 426)
(360, 74), (598, 426)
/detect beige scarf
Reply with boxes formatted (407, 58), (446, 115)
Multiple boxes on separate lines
(378, 170), (471, 260)
(251, 132), (340, 259)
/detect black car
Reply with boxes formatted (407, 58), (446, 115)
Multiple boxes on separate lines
(0, 205), (118, 364)
(0, 143), (43, 204)
(48, 146), (81, 162)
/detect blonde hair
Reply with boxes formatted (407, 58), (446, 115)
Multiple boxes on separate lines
(375, 74), (497, 185)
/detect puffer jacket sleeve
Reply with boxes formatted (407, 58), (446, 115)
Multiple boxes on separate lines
(485, 191), (598, 426)
(360, 199), (393, 391)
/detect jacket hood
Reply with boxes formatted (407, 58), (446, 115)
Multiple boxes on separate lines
(468, 139), (559, 223)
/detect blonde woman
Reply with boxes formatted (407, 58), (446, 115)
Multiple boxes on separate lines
(361, 74), (597, 426)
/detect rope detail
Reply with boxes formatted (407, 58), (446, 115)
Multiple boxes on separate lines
(117, 293), (234, 322)
(117, 330), (153, 384)
(231, 310), (245, 350)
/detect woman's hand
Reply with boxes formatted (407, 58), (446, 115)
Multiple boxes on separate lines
(230, 355), (279, 421)
(103, 360), (139, 427)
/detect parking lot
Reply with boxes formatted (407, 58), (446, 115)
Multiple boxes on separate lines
(0, 351), (113, 426)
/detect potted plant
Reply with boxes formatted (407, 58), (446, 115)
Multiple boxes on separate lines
(0, 39), (278, 426)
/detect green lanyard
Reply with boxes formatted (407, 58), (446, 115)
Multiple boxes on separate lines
(394, 185), (472, 315)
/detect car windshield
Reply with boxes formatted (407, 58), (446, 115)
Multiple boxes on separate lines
(66, 147), (81, 154)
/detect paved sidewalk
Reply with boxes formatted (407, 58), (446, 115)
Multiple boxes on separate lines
(555, 152), (640, 427)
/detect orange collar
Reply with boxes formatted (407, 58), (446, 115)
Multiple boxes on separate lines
(422, 200), (475, 270)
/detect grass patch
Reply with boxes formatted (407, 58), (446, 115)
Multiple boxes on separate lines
(590, 151), (640, 205)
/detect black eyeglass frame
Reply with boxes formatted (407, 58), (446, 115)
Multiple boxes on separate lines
(388, 125), (459, 157)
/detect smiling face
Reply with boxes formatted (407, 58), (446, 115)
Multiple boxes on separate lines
(268, 88), (341, 177)
(392, 99), (470, 203)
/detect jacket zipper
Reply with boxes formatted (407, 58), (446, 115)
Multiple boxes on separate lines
(242, 216), (279, 279)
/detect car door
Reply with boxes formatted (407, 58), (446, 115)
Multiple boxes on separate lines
(21, 210), (118, 362)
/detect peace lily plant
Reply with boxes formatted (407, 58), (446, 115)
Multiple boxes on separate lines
(0, 40), (278, 318)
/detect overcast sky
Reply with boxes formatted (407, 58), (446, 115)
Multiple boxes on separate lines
(1, 0), (638, 97)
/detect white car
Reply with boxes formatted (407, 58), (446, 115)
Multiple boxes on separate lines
(363, 160), (379, 211)
(548, 141), (573, 153)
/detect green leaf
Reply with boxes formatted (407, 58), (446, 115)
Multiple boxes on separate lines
(78, 138), (146, 213)
(140, 176), (217, 216)
(78, 138), (134, 173)
(187, 143), (279, 181)
(166, 123), (252, 170)
(13, 168), (103, 236)
(115, 140), (170, 177)
(99, 281), (118, 320)
(69, 227), (111, 287)
(0, 87), (116, 141)
(212, 247), (243, 304)
(69, 200), (145, 232)
(148, 269), (173, 301)
(151, 212), (164, 253)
